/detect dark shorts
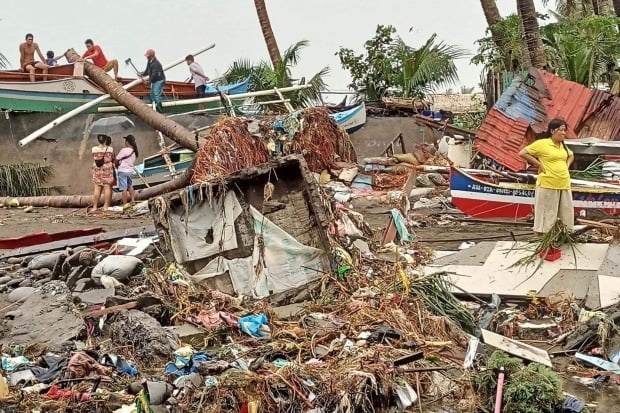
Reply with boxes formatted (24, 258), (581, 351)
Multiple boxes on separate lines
(196, 85), (206, 98)
(117, 171), (133, 191)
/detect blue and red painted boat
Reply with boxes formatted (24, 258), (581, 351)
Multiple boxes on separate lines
(450, 167), (620, 219)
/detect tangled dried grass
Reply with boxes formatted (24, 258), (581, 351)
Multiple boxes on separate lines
(192, 117), (270, 183)
(0, 163), (55, 197)
(289, 107), (356, 172)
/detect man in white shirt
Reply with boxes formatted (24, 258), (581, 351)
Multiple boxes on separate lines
(185, 54), (210, 97)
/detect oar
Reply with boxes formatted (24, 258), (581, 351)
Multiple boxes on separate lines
(19, 44), (216, 147)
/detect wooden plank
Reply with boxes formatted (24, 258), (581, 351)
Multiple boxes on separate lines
(481, 329), (552, 367)
(380, 172), (417, 245)
(0, 225), (155, 259)
(83, 301), (138, 318)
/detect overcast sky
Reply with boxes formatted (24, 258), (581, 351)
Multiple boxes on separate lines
(1, 0), (546, 100)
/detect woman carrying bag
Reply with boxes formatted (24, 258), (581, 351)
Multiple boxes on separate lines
(91, 134), (115, 212)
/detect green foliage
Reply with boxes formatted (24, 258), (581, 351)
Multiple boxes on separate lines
(542, 15), (620, 88)
(220, 40), (328, 110)
(0, 163), (55, 197)
(472, 14), (525, 72)
(475, 351), (563, 413)
(337, 25), (466, 101)
(453, 111), (486, 131)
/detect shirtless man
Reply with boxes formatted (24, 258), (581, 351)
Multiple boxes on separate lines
(19, 33), (49, 82)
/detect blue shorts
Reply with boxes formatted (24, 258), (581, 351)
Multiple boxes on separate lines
(117, 171), (133, 191)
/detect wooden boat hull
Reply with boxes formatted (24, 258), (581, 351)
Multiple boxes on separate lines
(330, 103), (366, 133)
(0, 227), (104, 249)
(0, 66), (250, 114)
(450, 167), (620, 218)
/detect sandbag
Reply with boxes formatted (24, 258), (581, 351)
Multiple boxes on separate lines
(362, 157), (398, 166)
(91, 255), (143, 286)
(392, 153), (419, 165)
(27, 251), (67, 271)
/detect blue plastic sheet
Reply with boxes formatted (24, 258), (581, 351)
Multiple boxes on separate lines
(164, 352), (210, 377)
(390, 209), (415, 242)
(238, 313), (270, 338)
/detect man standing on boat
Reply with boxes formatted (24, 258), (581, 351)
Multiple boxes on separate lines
(81, 39), (119, 79)
(185, 54), (209, 98)
(19, 33), (48, 82)
(141, 49), (166, 113)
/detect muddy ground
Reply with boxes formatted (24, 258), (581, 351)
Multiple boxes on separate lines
(0, 207), (151, 239)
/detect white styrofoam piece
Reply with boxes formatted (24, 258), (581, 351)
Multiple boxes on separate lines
(598, 275), (620, 308)
(425, 242), (609, 297)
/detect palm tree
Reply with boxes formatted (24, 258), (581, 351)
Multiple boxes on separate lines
(221, 40), (328, 110)
(254, 0), (282, 67)
(479, 0), (512, 70)
(391, 35), (467, 99)
(0, 52), (8, 69)
(517, 0), (546, 68)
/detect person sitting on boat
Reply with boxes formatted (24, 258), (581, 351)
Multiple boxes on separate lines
(116, 135), (138, 205)
(81, 39), (119, 79)
(19, 33), (49, 82)
(45, 50), (63, 67)
(141, 49), (166, 113)
(518, 118), (574, 234)
(91, 134), (115, 212)
(185, 54), (210, 98)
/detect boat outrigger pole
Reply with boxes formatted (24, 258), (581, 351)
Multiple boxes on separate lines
(18, 44), (216, 147)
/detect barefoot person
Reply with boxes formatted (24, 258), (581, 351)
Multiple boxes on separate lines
(141, 49), (166, 113)
(91, 134), (115, 211)
(82, 39), (119, 79)
(519, 118), (575, 234)
(116, 135), (138, 205)
(19, 33), (48, 82)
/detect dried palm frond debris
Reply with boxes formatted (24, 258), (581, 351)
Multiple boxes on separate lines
(0, 163), (54, 197)
(509, 219), (576, 269)
(192, 117), (270, 183)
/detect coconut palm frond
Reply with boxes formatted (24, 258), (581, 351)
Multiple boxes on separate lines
(0, 52), (9, 69)
(297, 66), (329, 107)
(282, 40), (310, 67)
(0, 163), (55, 197)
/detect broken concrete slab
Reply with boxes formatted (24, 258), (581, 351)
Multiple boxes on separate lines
(430, 242), (496, 267)
(75, 287), (115, 305)
(598, 275), (620, 309)
(272, 302), (306, 320)
(538, 269), (597, 300)
(599, 244), (620, 277)
(482, 329), (552, 367)
(171, 323), (207, 347)
(1, 288), (82, 352)
(7, 286), (35, 303)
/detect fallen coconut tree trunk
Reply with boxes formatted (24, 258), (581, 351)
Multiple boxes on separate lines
(65, 49), (198, 151)
(0, 165), (192, 208)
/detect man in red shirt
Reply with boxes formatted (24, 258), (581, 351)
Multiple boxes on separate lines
(81, 39), (119, 79)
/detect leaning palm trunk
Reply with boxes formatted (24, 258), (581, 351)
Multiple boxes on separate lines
(0, 164), (193, 208)
(480, 0), (512, 70)
(254, 0), (282, 67)
(65, 49), (197, 151)
(517, 0), (546, 68)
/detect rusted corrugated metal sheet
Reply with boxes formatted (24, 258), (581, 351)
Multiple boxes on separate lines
(578, 89), (620, 141)
(474, 68), (620, 172)
(474, 109), (531, 171)
(538, 70), (592, 139)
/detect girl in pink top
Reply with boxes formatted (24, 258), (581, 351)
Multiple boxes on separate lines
(116, 135), (139, 205)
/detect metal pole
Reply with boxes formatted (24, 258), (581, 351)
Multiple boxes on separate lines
(19, 44), (216, 147)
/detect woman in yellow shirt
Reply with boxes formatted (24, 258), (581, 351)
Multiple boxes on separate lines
(518, 119), (574, 234)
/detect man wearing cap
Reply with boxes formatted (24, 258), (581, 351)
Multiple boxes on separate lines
(141, 49), (166, 113)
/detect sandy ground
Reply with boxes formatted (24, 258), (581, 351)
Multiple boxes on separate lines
(0, 207), (151, 239)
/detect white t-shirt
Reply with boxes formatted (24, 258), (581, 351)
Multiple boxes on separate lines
(188, 62), (208, 87)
